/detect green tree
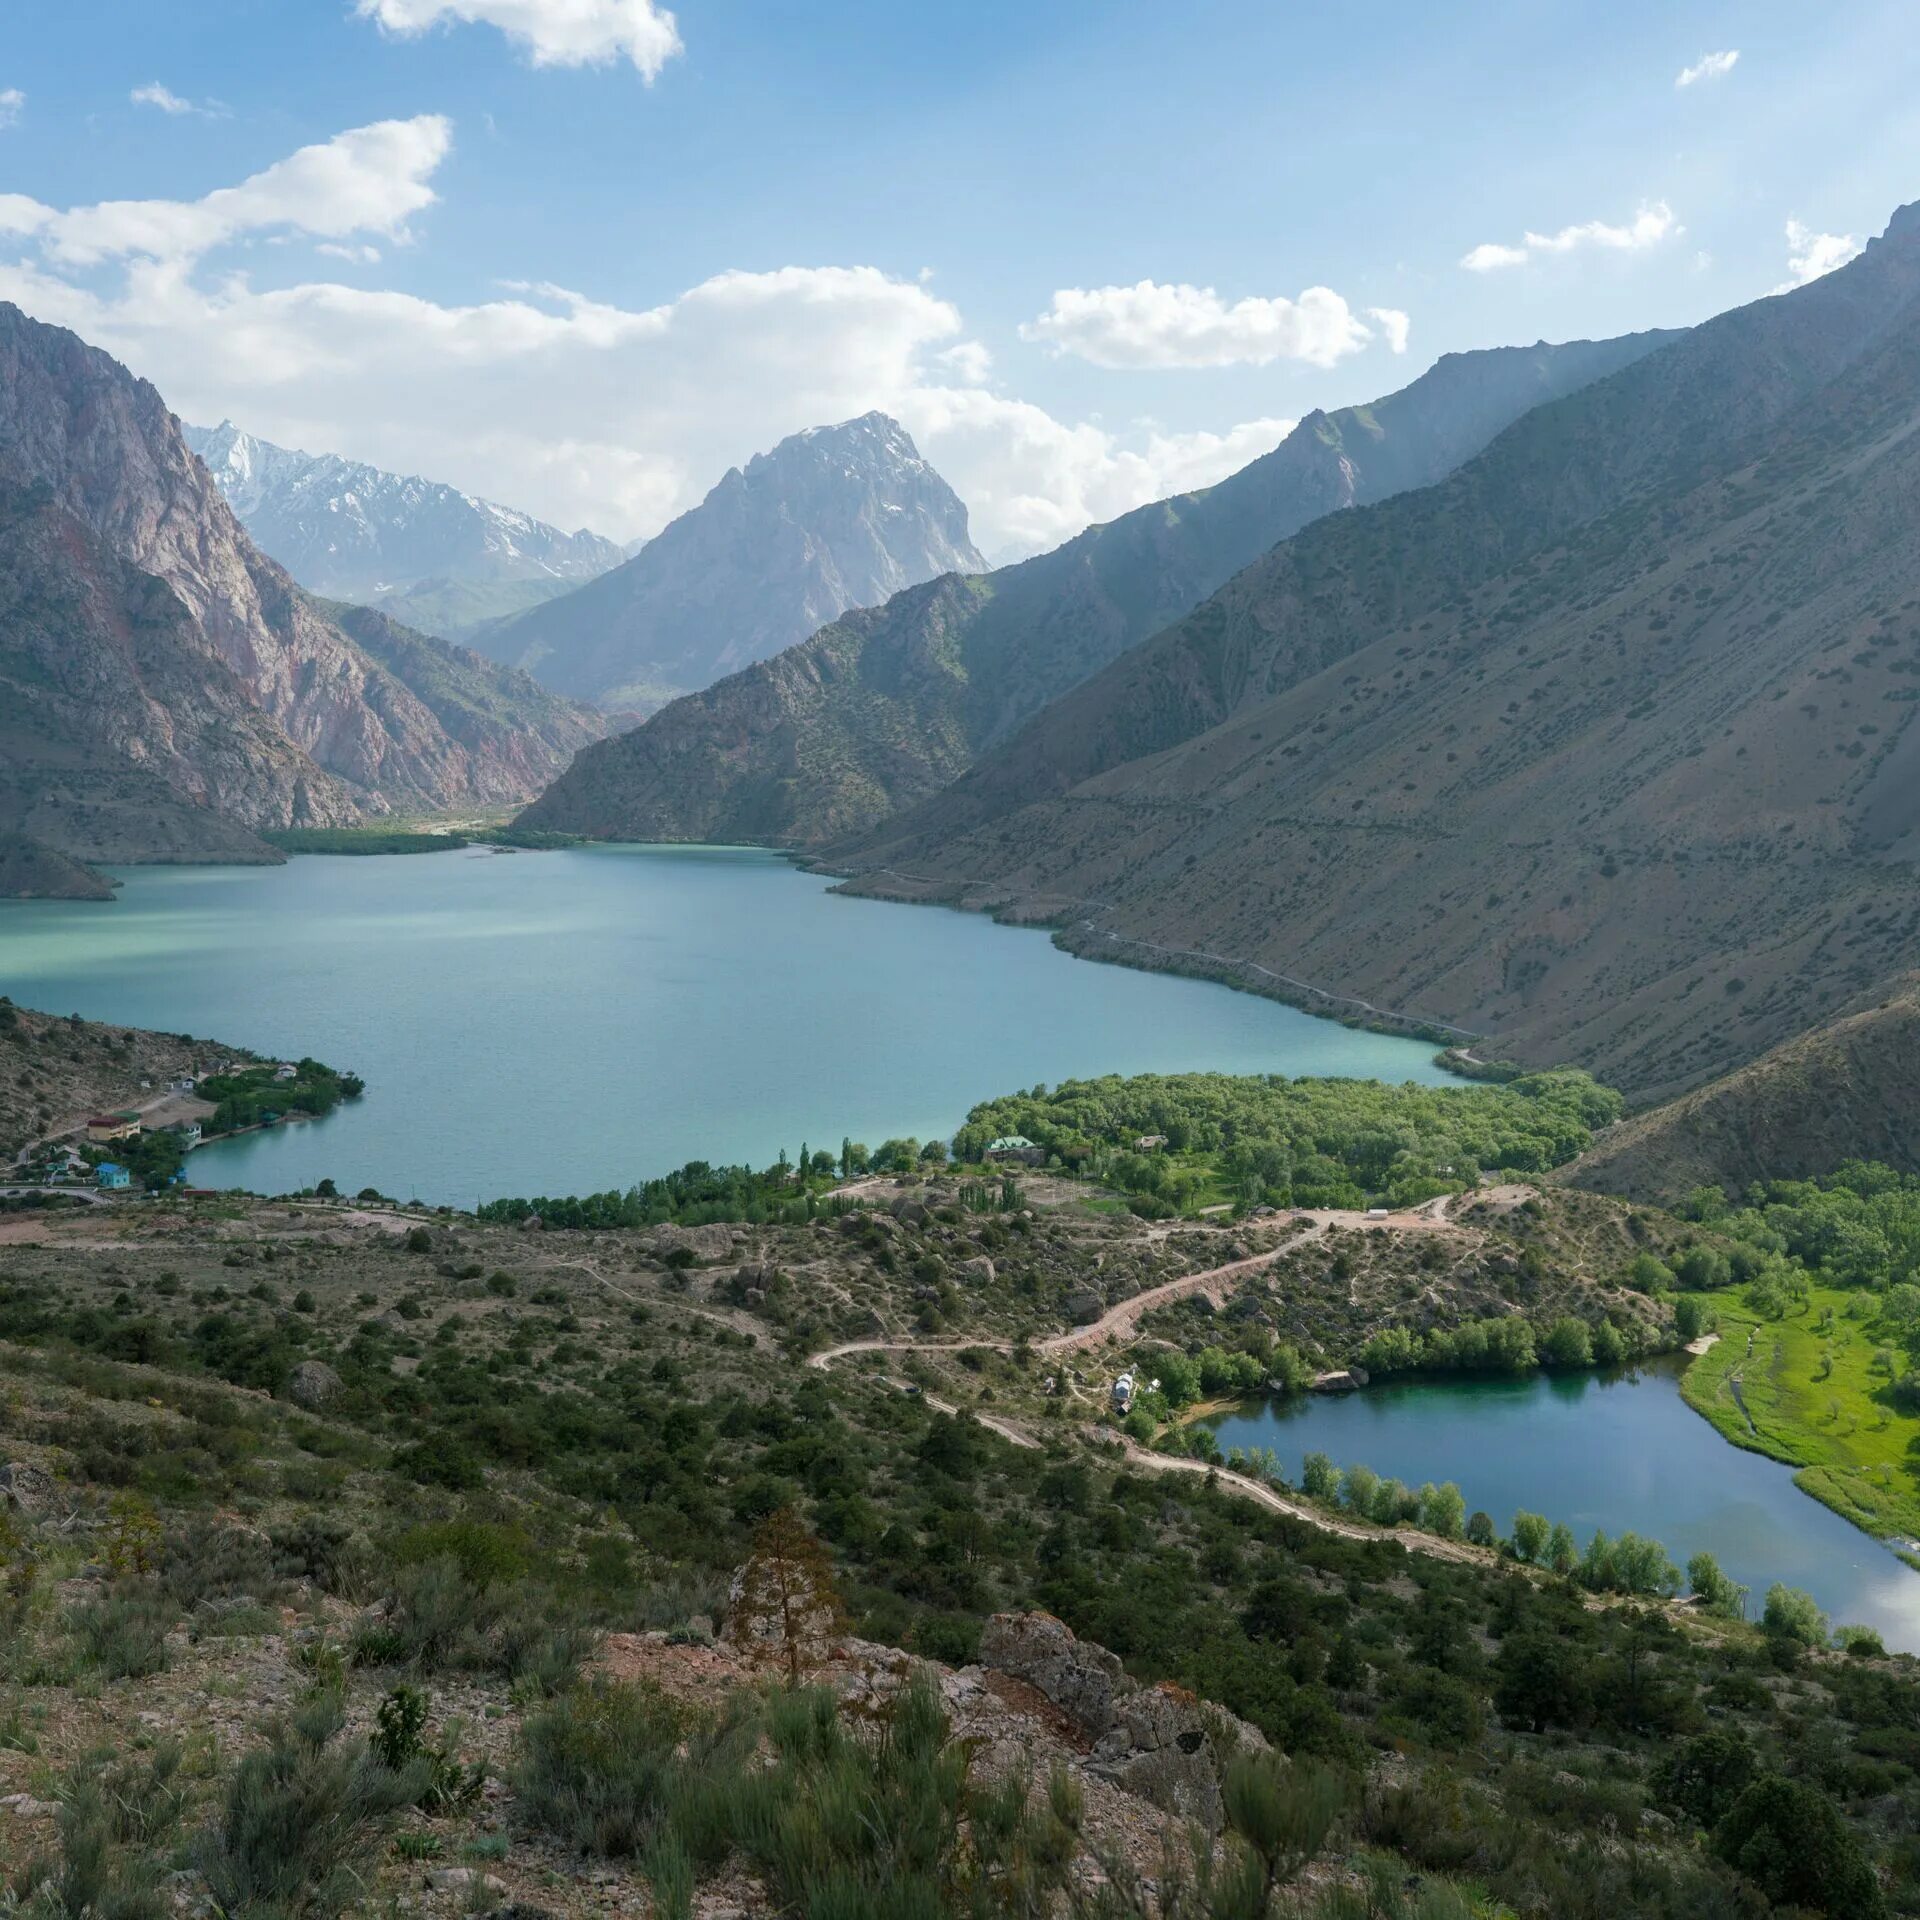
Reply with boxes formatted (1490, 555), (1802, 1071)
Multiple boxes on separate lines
(1686, 1551), (1744, 1620)
(1714, 1777), (1886, 1917)
(1546, 1522), (1578, 1576)
(1300, 1452), (1338, 1502)
(1761, 1583), (1828, 1649)
(1418, 1482), (1466, 1540)
(1510, 1511), (1550, 1564)
(1652, 1728), (1755, 1829)
(1540, 1316), (1593, 1368)
(1494, 1632), (1588, 1734)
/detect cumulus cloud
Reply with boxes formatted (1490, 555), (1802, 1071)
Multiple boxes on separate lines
(1366, 306), (1410, 354)
(0, 119), (1315, 559)
(0, 89), (22, 129)
(1675, 49), (1739, 87)
(1460, 201), (1678, 271)
(355, 0), (683, 78)
(1776, 217), (1863, 292)
(0, 116), (449, 267)
(1021, 278), (1386, 369)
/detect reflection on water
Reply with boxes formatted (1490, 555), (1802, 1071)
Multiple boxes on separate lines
(1205, 1361), (1920, 1653)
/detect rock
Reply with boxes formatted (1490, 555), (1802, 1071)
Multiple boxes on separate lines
(0, 1461), (55, 1512)
(646, 1222), (735, 1264)
(1063, 1290), (1104, 1326)
(890, 1197), (930, 1228)
(959, 1256), (996, 1286)
(0, 1792), (59, 1816)
(286, 1360), (342, 1409)
(427, 1870), (506, 1894)
(979, 1612), (1266, 1829)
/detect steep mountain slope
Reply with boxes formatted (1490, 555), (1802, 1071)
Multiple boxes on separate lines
(1565, 980), (1920, 1202)
(0, 479), (341, 879)
(184, 421), (623, 641)
(519, 332), (1674, 845)
(0, 305), (604, 824)
(489, 411), (984, 710)
(831, 205), (1920, 1101)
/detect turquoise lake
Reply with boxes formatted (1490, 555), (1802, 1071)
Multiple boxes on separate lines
(1204, 1362), (1920, 1651)
(0, 844), (1454, 1208)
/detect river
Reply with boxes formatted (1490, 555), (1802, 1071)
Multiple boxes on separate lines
(0, 844), (1454, 1207)
(1203, 1359), (1920, 1652)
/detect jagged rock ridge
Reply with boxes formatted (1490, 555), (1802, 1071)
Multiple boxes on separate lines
(519, 330), (1675, 844)
(488, 410), (985, 710)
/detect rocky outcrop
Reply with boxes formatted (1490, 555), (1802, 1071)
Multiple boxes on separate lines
(0, 834), (111, 901)
(977, 1611), (1268, 1827)
(286, 1360), (343, 1410)
(492, 412), (983, 712)
(520, 330), (1675, 846)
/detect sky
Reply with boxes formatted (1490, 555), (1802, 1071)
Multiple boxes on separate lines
(1, 1), (1915, 562)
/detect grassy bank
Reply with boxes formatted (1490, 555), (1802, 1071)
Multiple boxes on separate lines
(264, 824), (585, 855)
(1680, 1282), (1920, 1543)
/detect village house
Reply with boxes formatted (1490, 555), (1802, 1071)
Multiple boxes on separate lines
(167, 1120), (203, 1147)
(274, 1063), (299, 1082)
(1133, 1134), (1168, 1151)
(985, 1135), (1045, 1166)
(85, 1112), (142, 1144)
(95, 1162), (131, 1191)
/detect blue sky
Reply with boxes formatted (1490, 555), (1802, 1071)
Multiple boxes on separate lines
(2, 0), (1914, 557)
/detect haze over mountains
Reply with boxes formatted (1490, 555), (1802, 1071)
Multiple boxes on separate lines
(481, 412), (984, 712)
(0, 303), (604, 888)
(184, 421), (627, 644)
(520, 331), (1676, 846)
(825, 203), (1920, 1103)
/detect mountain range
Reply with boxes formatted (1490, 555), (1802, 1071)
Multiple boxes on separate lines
(519, 332), (1676, 846)
(820, 203), (1920, 1103)
(0, 303), (605, 890)
(480, 411), (984, 712)
(184, 421), (627, 644)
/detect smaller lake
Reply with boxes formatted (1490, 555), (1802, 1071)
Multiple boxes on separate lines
(1204, 1360), (1920, 1653)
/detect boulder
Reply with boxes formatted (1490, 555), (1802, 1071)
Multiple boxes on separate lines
(286, 1360), (342, 1410)
(1063, 1289), (1104, 1326)
(978, 1611), (1124, 1740)
(959, 1256), (996, 1286)
(889, 1197), (930, 1228)
(0, 1462), (55, 1512)
(645, 1222), (735, 1264)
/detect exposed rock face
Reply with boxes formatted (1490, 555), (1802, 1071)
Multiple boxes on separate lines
(977, 1611), (1267, 1827)
(829, 203), (1920, 1102)
(184, 421), (624, 642)
(0, 834), (111, 900)
(491, 412), (984, 711)
(519, 331), (1675, 845)
(0, 303), (605, 843)
(644, 1222), (737, 1264)
(0, 1462), (55, 1512)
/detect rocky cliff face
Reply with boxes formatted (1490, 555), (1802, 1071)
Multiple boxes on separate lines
(831, 204), (1920, 1102)
(0, 304), (606, 845)
(489, 411), (984, 709)
(184, 421), (624, 639)
(520, 330), (1675, 846)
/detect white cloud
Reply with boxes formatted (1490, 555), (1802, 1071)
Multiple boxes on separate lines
(1021, 279), (1390, 370)
(0, 119), (1314, 559)
(0, 89), (22, 129)
(1366, 306), (1410, 354)
(131, 82), (227, 118)
(355, 0), (682, 78)
(0, 117), (449, 267)
(1675, 49), (1739, 87)
(1779, 217), (1863, 289)
(1461, 201), (1678, 271)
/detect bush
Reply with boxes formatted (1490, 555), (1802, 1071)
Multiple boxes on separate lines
(1761, 1583), (1827, 1649)
(70, 1585), (172, 1680)
(198, 1694), (425, 1919)
(1714, 1776), (1886, 1917)
(511, 1680), (690, 1857)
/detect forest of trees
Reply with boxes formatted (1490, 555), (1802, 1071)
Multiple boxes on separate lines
(955, 1070), (1624, 1213)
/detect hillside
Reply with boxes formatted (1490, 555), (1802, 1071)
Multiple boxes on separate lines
(518, 332), (1673, 844)
(0, 1177), (1910, 1919)
(0, 304), (606, 846)
(1566, 980), (1920, 1203)
(829, 204), (1920, 1103)
(185, 421), (624, 642)
(487, 411), (984, 710)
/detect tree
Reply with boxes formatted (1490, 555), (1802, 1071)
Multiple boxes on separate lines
(1686, 1551), (1744, 1620)
(1340, 1463), (1380, 1517)
(1761, 1583), (1827, 1649)
(1494, 1632), (1588, 1734)
(1652, 1727), (1755, 1828)
(731, 1508), (848, 1682)
(1300, 1452), (1339, 1502)
(1539, 1316), (1593, 1368)
(1510, 1511), (1550, 1564)
(1673, 1293), (1712, 1341)
(1714, 1777), (1886, 1917)
(1466, 1510), (1496, 1549)
(1546, 1522), (1578, 1576)
(1419, 1482), (1466, 1540)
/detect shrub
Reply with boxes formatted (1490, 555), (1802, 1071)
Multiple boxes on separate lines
(1714, 1776), (1886, 1917)
(162, 1519), (280, 1613)
(371, 1686), (483, 1813)
(511, 1680), (689, 1857)
(198, 1694), (425, 1920)
(70, 1585), (172, 1680)
(1760, 1583), (1827, 1649)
